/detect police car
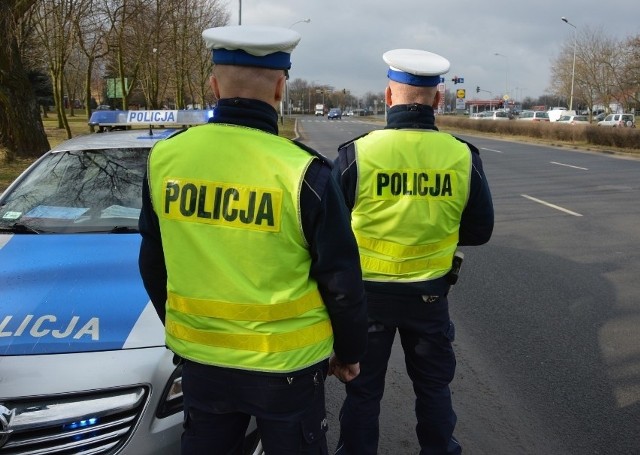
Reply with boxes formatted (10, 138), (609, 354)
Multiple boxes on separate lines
(0, 110), (263, 455)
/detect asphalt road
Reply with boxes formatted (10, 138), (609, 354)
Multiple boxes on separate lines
(295, 115), (640, 455)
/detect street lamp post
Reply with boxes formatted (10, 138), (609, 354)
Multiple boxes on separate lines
(561, 17), (577, 111)
(493, 52), (509, 100)
(289, 18), (311, 28)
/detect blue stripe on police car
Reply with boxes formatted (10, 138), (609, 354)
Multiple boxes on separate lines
(0, 234), (155, 355)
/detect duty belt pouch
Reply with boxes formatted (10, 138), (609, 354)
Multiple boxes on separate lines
(446, 251), (464, 285)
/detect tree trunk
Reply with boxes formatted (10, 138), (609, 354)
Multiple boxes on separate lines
(0, 1), (50, 161)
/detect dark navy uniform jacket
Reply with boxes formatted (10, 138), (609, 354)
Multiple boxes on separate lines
(138, 98), (368, 366)
(332, 103), (494, 296)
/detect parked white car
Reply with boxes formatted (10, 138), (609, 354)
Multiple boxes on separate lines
(556, 114), (590, 125)
(481, 110), (510, 121)
(597, 113), (635, 128)
(517, 111), (550, 122)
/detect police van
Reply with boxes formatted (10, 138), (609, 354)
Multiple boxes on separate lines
(0, 110), (263, 455)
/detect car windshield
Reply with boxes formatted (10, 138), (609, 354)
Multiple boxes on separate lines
(0, 148), (149, 234)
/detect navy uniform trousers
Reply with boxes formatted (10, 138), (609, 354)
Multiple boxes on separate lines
(181, 359), (329, 454)
(335, 292), (462, 455)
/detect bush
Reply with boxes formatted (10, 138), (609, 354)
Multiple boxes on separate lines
(437, 116), (639, 154)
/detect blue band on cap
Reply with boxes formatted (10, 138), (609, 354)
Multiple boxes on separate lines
(387, 69), (441, 87)
(213, 49), (292, 69)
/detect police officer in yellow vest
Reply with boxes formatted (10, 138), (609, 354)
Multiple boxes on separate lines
(332, 49), (494, 455)
(138, 25), (368, 454)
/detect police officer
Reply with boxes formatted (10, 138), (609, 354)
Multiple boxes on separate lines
(138, 25), (368, 454)
(331, 49), (494, 455)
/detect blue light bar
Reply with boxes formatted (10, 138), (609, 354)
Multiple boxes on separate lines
(89, 109), (214, 127)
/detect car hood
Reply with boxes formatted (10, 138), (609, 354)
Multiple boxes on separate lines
(0, 234), (165, 355)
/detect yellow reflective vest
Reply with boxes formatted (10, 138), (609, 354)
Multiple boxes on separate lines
(148, 124), (333, 373)
(352, 129), (471, 282)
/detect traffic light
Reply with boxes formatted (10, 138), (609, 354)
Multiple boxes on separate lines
(476, 86), (480, 93)
(451, 76), (459, 85)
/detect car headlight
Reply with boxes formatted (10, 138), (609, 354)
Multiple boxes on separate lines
(156, 363), (183, 418)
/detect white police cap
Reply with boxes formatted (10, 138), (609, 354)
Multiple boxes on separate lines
(383, 49), (450, 87)
(202, 25), (301, 70)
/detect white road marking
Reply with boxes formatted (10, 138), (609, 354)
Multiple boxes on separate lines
(521, 194), (583, 217)
(550, 161), (588, 170)
(481, 147), (503, 153)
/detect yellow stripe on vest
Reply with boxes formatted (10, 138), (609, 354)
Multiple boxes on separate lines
(361, 255), (452, 275)
(168, 289), (325, 322)
(166, 320), (333, 353)
(354, 232), (458, 258)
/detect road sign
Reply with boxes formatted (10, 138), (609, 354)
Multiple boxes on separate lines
(456, 89), (466, 99)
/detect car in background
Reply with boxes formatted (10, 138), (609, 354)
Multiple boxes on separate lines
(547, 107), (572, 122)
(481, 110), (510, 121)
(0, 110), (263, 455)
(594, 112), (607, 122)
(556, 114), (590, 125)
(470, 112), (486, 119)
(327, 108), (342, 120)
(517, 111), (550, 122)
(597, 113), (635, 127)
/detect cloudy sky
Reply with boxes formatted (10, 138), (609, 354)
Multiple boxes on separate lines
(224, 0), (638, 102)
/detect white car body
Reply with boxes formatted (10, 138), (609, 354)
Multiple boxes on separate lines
(481, 110), (510, 121)
(556, 114), (589, 125)
(547, 108), (575, 122)
(597, 113), (636, 127)
(517, 111), (550, 122)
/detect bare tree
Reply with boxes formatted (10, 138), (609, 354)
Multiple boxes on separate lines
(74, 0), (110, 119)
(64, 46), (87, 117)
(31, 0), (82, 139)
(0, 0), (50, 161)
(101, 0), (154, 109)
(184, 0), (229, 108)
(550, 26), (628, 114)
(289, 78), (310, 114)
(136, 0), (173, 109)
(620, 35), (640, 110)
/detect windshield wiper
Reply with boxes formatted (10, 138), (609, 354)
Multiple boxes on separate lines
(109, 226), (139, 233)
(0, 223), (43, 234)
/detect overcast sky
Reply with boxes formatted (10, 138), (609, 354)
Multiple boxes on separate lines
(224, 0), (638, 102)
